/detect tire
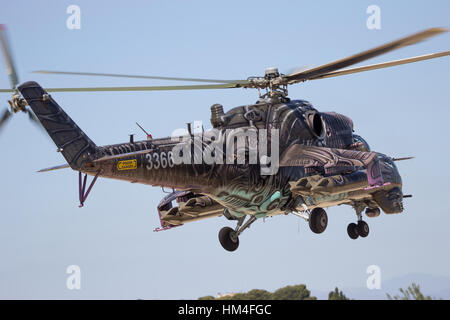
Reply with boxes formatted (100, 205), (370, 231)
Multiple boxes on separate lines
(357, 221), (370, 238)
(218, 227), (239, 252)
(347, 223), (359, 239)
(309, 208), (328, 234)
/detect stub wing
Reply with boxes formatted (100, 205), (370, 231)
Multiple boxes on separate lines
(155, 191), (224, 231)
(280, 144), (383, 191)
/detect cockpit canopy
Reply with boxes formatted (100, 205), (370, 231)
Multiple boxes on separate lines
(352, 134), (371, 152)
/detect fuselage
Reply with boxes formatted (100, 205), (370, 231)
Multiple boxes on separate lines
(86, 98), (403, 219)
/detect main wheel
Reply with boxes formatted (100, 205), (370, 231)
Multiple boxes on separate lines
(357, 221), (370, 238)
(309, 208), (328, 234)
(218, 227), (239, 252)
(347, 223), (359, 239)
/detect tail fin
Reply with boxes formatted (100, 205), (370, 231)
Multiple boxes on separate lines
(18, 81), (96, 170)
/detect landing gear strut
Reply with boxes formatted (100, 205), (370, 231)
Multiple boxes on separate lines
(347, 204), (370, 240)
(78, 171), (101, 207)
(218, 215), (257, 252)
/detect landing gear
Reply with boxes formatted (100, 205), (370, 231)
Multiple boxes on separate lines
(347, 220), (370, 239)
(218, 215), (257, 252)
(347, 203), (370, 239)
(78, 171), (101, 207)
(309, 208), (328, 234)
(347, 223), (359, 239)
(357, 220), (369, 237)
(291, 206), (328, 234)
(218, 227), (239, 252)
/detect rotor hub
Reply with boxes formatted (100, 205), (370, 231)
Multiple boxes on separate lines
(8, 93), (27, 113)
(264, 67), (280, 79)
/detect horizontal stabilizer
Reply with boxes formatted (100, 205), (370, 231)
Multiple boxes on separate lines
(37, 163), (70, 173)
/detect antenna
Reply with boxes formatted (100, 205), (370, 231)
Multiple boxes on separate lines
(136, 122), (152, 139)
(392, 157), (415, 162)
(136, 122), (149, 136)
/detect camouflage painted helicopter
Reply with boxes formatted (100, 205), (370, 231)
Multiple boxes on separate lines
(1, 26), (449, 251)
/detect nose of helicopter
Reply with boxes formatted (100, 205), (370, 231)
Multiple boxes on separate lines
(372, 154), (404, 214)
(378, 154), (403, 186)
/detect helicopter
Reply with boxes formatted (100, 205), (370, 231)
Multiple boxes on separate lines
(1, 25), (449, 251)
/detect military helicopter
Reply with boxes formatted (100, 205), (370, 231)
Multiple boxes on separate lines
(1, 25), (449, 251)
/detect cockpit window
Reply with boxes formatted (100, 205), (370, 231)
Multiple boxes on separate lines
(378, 154), (397, 170)
(353, 134), (370, 152)
(385, 157), (397, 170)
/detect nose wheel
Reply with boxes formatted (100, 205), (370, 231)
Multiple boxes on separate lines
(347, 221), (369, 239)
(348, 204), (370, 239)
(357, 220), (370, 237)
(347, 223), (359, 239)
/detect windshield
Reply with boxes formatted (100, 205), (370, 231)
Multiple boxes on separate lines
(353, 134), (370, 152)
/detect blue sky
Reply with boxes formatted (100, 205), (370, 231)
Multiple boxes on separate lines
(0, 0), (449, 299)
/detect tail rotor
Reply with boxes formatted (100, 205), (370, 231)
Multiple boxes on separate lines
(0, 107), (11, 131)
(0, 24), (42, 133)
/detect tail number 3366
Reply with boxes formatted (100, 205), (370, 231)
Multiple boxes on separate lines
(145, 151), (174, 170)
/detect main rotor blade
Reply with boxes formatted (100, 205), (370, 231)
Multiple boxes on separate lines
(42, 83), (242, 92)
(310, 51), (450, 80)
(0, 108), (11, 130)
(0, 25), (19, 89)
(0, 83), (241, 93)
(32, 70), (248, 85)
(286, 27), (448, 83)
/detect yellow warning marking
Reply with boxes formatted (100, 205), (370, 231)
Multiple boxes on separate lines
(117, 159), (137, 171)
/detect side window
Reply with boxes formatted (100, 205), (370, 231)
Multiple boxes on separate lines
(353, 134), (371, 152)
(379, 154), (397, 170)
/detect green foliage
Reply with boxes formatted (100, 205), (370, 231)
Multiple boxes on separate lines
(273, 284), (316, 300)
(244, 289), (273, 300)
(387, 283), (435, 300)
(328, 287), (350, 300)
(200, 282), (438, 301)
(200, 284), (316, 300)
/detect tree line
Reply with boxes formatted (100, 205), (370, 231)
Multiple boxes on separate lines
(198, 283), (437, 300)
